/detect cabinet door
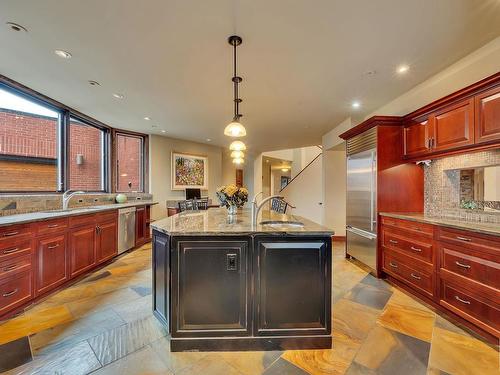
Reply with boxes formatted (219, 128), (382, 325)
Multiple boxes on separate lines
(255, 238), (331, 336)
(36, 234), (68, 294)
(431, 98), (474, 152)
(69, 225), (96, 277)
(96, 220), (117, 263)
(475, 85), (500, 144)
(404, 118), (430, 157)
(145, 206), (151, 241)
(171, 239), (250, 337)
(135, 206), (146, 246)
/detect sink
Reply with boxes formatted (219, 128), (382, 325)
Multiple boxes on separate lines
(259, 220), (304, 228)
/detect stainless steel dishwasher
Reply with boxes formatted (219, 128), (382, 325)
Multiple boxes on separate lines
(118, 207), (136, 254)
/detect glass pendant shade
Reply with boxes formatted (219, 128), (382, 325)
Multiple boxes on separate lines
(224, 121), (246, 137)
(233, 157), (244, 165)
(231, 150), (244, 158)
(229, 141), (246, 151)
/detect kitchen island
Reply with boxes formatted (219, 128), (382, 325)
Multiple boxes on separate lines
(151, 208), (333, 351)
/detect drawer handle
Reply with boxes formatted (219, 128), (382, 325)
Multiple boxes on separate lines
(455, 261), (471, 269)
(389, 261), (398, 268)
(456, 236), (472, 242)
(3, 231), (19, 237)
(410, 273), (421, 280)
(47, 224), (59, 228)
(410, 246), (422, 252)
(389, 240), (398, 244)
(454, 295), (471, 305)
(3, 247), (20, 254)
(412, 227), (421, 231)
(2, 289), (18, 297)
(3, 264), (19, 272)
(47, 244), (60, 249)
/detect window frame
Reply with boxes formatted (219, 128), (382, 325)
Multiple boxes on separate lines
(112, 129), (149, 193)
(0, 75), (149, 194)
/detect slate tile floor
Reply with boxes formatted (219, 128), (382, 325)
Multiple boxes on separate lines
(0, 242), (498, 374)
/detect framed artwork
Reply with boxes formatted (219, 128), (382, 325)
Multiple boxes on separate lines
(171, 152), (208, 190)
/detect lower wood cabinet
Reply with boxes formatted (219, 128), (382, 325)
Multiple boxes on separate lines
(254, 237), (330, 336)
(69, 225), (97, 278)
(36, 234), (68, 295)
(171, 238), (250, 337)
(96, 220), (118, 263)
(0, 271), (33, 316)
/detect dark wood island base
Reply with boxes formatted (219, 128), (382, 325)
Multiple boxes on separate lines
(151, 208), (333, 352)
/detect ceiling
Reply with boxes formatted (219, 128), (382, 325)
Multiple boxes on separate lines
(1, 1), (500, 153)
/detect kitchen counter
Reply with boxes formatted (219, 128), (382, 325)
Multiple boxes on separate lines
(0, 201), (158, 226)
(151, 207), (333, 236)
(152, 207), (333, 351)
(379, 212), (500, 237)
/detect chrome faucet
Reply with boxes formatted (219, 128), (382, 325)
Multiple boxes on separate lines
(62, 190), (85, 210)
(252, 193), (285, 228)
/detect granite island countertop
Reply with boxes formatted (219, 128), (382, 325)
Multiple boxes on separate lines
(151, 207), (333, 236)
(0, 201), (158, 227)
(380, 212), (500, 237)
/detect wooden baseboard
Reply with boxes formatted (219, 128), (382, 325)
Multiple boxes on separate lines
(332, 235), (346, 242)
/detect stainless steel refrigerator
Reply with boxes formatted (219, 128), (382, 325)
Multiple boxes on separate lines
(346, 134), (377, 271)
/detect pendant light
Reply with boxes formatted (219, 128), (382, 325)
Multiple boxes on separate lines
(230, 140), (246, 151)
(224, 35), (246, 137)
(233, 157), (244, 165)
(231, 150), (244, 158)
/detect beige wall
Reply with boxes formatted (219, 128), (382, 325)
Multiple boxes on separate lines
(221, 150), (255, 206)
(149, 135), (223, 220)
(322, 147), (346, 236)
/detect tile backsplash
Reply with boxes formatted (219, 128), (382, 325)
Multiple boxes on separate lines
(0, 193), (153, 217)
(424, 148), (500, 223)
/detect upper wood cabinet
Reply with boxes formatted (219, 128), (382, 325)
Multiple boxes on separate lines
(475, 85), (500, 144)
(430, 98), (474, 152)
(404, 118), (430, 157)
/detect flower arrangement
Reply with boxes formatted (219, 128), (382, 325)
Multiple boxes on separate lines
(216, 184), (248, 214)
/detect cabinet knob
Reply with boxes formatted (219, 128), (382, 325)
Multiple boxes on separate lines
(3, 247), (19, 254)
(410, 246), (422, 252)
(456, 236), (472, 242)
(389, 262), (398, 268)
(2, 289), (18, 297)
(410, 273), (421, 280)
(455, 261), (471, 269)
(454, 295), (471, 305)
(389, 239), (398, 244)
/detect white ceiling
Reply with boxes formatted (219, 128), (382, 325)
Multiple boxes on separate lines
(1, 0), (500, 152)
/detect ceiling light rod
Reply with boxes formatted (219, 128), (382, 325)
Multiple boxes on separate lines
(229, 35), (243, 122)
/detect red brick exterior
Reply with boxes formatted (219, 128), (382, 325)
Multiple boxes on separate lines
(116, 134), (142, 192)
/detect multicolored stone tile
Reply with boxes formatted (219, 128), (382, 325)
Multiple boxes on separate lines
(333, 298), (380, 343)
(344, 282), (393, 310)
(262, 358), (309, 375)
(0, 336), (32, 372)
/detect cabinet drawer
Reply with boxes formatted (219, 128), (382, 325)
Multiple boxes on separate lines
(440, 281), (499, 337)
(0, 254), (31, 280)
(383, 230), (433, 264)
(36, 218), (68, 235)
(69, 214), (96, 228)
(0, 271), (33, 315)
(0, 240), (32, 262)
(440, 245), (500, 291)
(381, 217), (433, 238)
(438, 228), (499, 254)
(383, 251), (434, 297)
(0, 224), (32, 242)
(97, 210), (117, 224)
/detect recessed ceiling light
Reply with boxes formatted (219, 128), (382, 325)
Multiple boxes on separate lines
(206, 138), (212, 142)
(161, 130), (166, 133)
(351, 101), (361, 109)
(6, 22), (28, 32)
(54, 50), (72, 59)
(363, 70), (377, 76)
(397, 64), (410, 74)
(112, 93), (124, 99)
(88, 80), (100, 86)
(143, 116), (151, 121)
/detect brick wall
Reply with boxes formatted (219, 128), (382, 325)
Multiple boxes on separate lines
(117, 134), (141, 192)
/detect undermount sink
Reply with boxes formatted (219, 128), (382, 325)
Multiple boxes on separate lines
(259, 220), (304, 228)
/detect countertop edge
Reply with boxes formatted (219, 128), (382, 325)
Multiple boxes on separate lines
(151, 227), (334, 236)
(379, 212), (500, 237)
(0, 201), (158, 227)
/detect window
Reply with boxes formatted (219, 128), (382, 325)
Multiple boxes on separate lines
(116, 133), (144, 192)
(0, 86), (60, 192)
(68, 117), (106, 191)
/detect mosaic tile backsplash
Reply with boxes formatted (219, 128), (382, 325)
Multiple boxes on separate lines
(0, 193), (153, 217)
(424, 148), (500, 224)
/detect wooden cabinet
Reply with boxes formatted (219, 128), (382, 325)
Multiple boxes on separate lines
(96, 220), (117, 263)
(69, 225), (96, 278)
(404, 118), (430, 157)
(254, 237), (331, 336)
(135, 205), (151, 246)
(430, 99), (474, 152)
(0, 271), (33, 316)
(36, 234), (67, 294)
(475, 85), (500, 144)
(171, 238), (251, 337)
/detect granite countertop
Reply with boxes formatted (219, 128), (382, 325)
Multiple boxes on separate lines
(0, 201), (158, 227)
(379, 212), (500, 237)
(151, 207), (333, 236)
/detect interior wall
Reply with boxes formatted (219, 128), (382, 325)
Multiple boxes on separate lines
(322, 146), (346, 236)
(221, 150), (255, 206)
(149, 135), (223, 220)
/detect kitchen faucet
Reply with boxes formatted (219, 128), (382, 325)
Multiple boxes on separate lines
(62, 190), (85, 210)
(252, 192), (291, 228)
